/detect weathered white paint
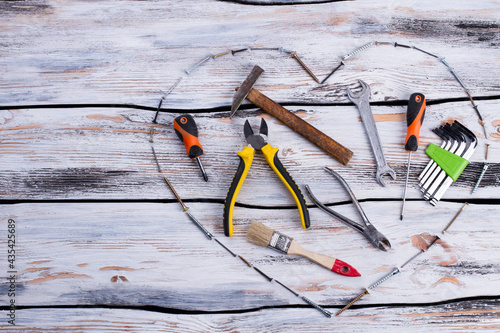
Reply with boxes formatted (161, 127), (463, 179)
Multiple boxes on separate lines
(1, 201), (498, 310)
(0, 0), (499, 330)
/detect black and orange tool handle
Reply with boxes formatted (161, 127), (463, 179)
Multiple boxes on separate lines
(261, 144), (310, 229)
(173, 114), (204, 159)
(404, 93), (426, 151)
(223, 146), (255, 237)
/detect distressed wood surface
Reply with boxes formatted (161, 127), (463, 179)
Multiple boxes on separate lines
(0, 0), (499, 331)
(6, 303), (500, 332)
(0, 104), (497, 203)
(1, 201), (499, 309)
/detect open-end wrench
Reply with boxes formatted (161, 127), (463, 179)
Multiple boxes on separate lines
(347, 80), (396, 187)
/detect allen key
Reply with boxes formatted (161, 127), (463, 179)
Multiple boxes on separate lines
(419, 125), (459, 188)
(418, 121), (477, 205)
(419, 126), (453, 186)
(421, 124), (467, 200)
(429, 123), (477, 205)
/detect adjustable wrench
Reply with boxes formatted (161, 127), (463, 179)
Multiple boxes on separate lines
(347, 80), (396, 187)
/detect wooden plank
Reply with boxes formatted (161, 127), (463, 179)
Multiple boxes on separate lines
(0, 1), (499, 107)
(2, 201), (498, 310)
(0, 103), (497, 202)
(0, 0), (499, 330)
(4, 301), (500, 331)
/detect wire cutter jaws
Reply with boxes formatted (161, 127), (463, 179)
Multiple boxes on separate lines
(223, 118), (310, 237)
(306, 167), (391, 251)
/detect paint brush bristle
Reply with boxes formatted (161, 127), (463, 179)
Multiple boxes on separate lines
(246, 221), (274, 247)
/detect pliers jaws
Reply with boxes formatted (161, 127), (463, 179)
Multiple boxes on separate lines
(244, 118), (268, 150)
(306, 167), (391, 251)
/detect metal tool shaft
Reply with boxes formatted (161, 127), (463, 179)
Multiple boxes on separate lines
(401, 151), (412, 220)
(195, 157), (209, 182)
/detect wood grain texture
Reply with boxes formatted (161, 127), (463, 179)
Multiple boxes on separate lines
(3, 301), (500, 332)
(0, 0), (499, 108)
(0, 0), (499, 330)
(0, 103), (497, 203)
(1, 201), (498, 310)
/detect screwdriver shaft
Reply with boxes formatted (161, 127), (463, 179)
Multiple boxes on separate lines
(196, 157), (209, 182)
(401, 151), (412, 220)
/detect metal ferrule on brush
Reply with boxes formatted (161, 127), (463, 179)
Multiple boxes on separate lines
(268, 231), (292, 254)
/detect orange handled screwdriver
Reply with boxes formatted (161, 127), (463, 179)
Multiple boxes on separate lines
(174, 114), (208, 182)
(401, 93), (426, 220)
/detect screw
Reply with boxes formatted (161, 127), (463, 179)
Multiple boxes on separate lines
(486, 143), (490, 160)
(185, 55), (211, 75)
(442, 202), (468, 233)
(151, 146), (189, 211)
(149, 126), (154, 143)
(412, 46), (439, 58)
(394, 42), (412, 48)
(342, 42), (374, 60)
(321, 61), (344, 84)
(212, 51), (229, 59)
(336, 289), (369, 316)
(472, 163), (489, 194)
(185, 211), (213, 239)
(153, 99), (163, 123)
(153, 77), (182, 123)
(253, 266), (273, 282)
(279, 47), (293, 54)
(337, 267), (400, 316)
(249, 47), (280, 52)
(290, 51), (320, 83)
(164, 176), (189, 212)
(231, 48), (249, 55)
(238, 255), (252, 267)
(214, 238), (237, 256)
(301, 296), (332, 318)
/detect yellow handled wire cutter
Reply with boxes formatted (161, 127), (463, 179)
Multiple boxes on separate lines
(223, 118), (310, 237)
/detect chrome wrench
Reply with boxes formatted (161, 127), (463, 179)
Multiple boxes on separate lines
(347, 80), (396, 187)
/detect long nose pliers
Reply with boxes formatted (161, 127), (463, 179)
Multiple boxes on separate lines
(223, 118), (310, 237)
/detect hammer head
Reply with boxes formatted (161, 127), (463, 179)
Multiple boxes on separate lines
(230, 65), (264, 118)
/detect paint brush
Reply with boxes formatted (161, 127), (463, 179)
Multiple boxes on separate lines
(246, 222), (361, 277)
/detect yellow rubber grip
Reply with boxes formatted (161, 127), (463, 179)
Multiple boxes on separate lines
(223, 146), (254, 237)
(261, 144), (310, 229)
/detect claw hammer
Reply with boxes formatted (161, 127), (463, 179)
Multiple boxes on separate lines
(230, 65), (353, 165)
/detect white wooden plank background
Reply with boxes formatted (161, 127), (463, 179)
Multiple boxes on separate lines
(0, 0), (499, 331)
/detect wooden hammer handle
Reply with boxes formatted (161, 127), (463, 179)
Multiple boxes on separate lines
(246, 88), (353, 165)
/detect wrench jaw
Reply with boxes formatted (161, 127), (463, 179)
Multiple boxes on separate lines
(346, 80), (370, 103)
(376, 166), (397, 187)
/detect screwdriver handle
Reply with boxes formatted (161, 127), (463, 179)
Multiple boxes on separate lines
(404, 93), (426, 151)
(174, 114), (204, 159)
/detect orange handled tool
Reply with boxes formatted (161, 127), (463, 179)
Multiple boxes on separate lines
(401, 93), (426, 220)
(174, 114), (208, 182)
(404, 93), (426, 152)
